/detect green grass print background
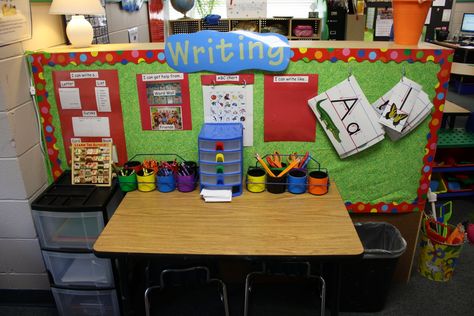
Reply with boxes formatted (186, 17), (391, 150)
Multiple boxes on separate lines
(43, 59), (440, 204)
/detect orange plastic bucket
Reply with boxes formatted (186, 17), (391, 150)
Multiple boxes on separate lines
(308, 170), (329, 195)
(392, 0), (432, 45)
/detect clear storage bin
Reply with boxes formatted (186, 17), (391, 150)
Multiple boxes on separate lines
(200, 173), (242, 185)
(199, 150), (241, 163)
(199, 139), (242, 151)
(32, 210), (104, 250)
(199, 162), (242, 174)
(42, 251), (114, 288)
(52, 288), (120, 316)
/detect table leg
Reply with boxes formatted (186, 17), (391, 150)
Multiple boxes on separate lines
(330, 262), (341, 316)
(116, 257), (132, 316)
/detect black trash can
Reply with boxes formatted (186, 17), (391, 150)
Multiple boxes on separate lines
(339, 222), (407, 312)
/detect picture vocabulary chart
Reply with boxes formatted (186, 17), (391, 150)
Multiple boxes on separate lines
(308, 76), (385, 158)
(201, 74), (254, 146)
(71, 142), (112, 186)
(52, 70), (128, 166)
(136, 73), (192, 131)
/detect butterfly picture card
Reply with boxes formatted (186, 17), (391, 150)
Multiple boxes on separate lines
(372, 81), (433, 141)
(385, 90), (433, 141)
(308, 75), (385, 159)
(378, 78), (422, 133)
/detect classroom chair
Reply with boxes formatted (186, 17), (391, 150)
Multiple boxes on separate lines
(244, 261), (326, 316)
(144, 266), (230, 316)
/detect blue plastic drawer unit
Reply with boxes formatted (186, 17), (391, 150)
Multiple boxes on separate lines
(198, 123), (243, 196)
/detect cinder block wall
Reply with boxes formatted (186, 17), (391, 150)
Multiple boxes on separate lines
(0, 3), (65, 290)
(0, 1), (151, 291)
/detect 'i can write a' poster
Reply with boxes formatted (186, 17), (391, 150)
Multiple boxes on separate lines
(201, 74), (254, 146)
(136, 73), (192, 131)
(52, 69), (128, 165)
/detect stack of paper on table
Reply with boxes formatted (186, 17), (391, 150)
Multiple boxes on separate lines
(308, 76), (385, 159)
(200, 188), (232, 202)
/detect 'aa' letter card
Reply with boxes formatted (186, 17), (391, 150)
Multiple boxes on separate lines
(308, 76), (384, 158)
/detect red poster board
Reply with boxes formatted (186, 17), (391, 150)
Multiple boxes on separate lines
(52, 70), (128, 166)
(264, 74), (318, 142)
(136, 73), (192, 130)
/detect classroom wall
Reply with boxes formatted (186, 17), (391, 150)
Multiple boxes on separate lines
(106, 2), (150, 43)
(0, 0), (151, 291)
(0, 2), (65, 290)
(449, 1), (474, 37)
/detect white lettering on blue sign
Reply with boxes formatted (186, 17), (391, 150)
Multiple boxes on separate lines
(165, 30), (291, 73)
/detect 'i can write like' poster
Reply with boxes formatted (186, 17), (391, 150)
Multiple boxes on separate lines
(264, 74), (318, 142)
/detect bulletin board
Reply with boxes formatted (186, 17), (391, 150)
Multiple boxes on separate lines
(28, 44), (453, 214)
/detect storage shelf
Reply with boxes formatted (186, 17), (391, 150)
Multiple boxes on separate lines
(433, 165), (474, 172)
(437, 128), (474, 148)
(169, 18), (322, 40)
(437, 190), (474, 199)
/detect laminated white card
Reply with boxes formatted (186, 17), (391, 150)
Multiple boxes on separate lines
(373, 80), (433, 141)
(378, 78), (422, 133)
(386, 91), (433, 140)
(308, 76), (385, 158)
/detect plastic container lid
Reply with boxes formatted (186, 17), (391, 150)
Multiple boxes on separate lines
(31, 171), (120, 212)
(199, 123), (243, 140)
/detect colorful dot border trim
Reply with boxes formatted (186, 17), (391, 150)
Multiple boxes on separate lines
(28, 47), (453, 214)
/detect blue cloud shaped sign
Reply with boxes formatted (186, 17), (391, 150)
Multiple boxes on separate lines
(165, 30), (291, 73)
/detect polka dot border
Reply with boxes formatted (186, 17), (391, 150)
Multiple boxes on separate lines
(29, 46), (453, 214)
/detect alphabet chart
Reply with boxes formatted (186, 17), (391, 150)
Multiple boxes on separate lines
(201, 74), (254, 146)
(308, 76), (385, 158)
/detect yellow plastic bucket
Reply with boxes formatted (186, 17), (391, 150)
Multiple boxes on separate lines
(392, 0), (432, 45)
(137, 171), (156, 192)
(418, 232), (463, 282)
(247, 168), (266, 193)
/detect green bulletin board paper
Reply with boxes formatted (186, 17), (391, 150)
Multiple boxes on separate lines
(43, 58), (439, 205)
